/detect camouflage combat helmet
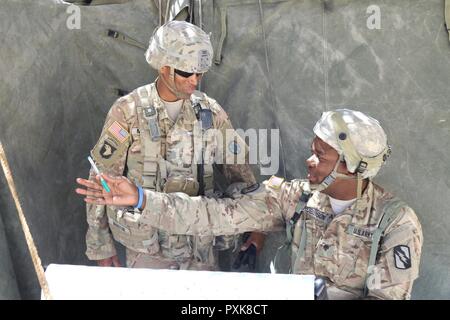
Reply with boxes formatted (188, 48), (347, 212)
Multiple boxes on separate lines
(145, 20), (213, 73)
(307, 109), (391, 196)
(313, 108), (391, 179)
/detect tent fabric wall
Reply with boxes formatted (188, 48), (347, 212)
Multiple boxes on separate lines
(0, 181), (21, 299)
(0, 0), (159, 298)
(200, 0), (450, 299)
(0, 0), (449, 299)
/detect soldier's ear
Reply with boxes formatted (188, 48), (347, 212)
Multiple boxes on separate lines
(159, 66), (169, 76)
(338, 160), (355, 176)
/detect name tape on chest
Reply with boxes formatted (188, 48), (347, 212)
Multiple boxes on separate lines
(346, 225), (374, 239)
(303, 207), (333, 224)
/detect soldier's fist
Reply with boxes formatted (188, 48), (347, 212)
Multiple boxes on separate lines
(97, 255), (121, 267)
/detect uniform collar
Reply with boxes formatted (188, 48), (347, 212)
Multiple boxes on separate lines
(309, 181), (375, 221)
(150, 81), (193, 122)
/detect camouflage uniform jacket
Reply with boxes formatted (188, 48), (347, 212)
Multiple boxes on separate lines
(85, 82), (256, 267)
(137, 178), (422, 299)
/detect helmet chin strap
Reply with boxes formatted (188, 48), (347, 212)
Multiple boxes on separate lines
(158, 67), (190, 100)
(310, 154), (365, 216)
(310, 154), (358, 193)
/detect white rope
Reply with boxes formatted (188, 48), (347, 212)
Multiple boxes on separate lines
(0, 142), (52, 300)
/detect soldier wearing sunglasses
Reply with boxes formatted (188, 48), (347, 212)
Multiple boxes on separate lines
(84, 20), (264, 271)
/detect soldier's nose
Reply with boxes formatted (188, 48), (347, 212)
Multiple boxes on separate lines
(306, 154), (318, 168)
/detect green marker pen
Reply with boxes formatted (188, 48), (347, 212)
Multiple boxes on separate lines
(87, 156), (111, 193)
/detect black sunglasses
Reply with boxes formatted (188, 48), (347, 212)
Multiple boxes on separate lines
(174, 69), (203, 78)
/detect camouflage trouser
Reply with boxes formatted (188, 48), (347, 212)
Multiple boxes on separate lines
(326, 285), (361, 300)
(125, 248), (218, 271)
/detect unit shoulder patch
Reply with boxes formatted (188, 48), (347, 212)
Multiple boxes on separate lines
(393, 245), (412, 270)
(91, 132), (129, 168)
(99, 138), (117, 159)
(228, 141), (241, 155)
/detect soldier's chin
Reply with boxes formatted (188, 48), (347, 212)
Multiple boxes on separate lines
(186, 87), (196, 94)
(307, 174), (319, 184)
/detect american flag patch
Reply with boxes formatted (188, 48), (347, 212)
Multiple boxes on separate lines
(267, 176), (284, 190)
(107, 121), (129, 143)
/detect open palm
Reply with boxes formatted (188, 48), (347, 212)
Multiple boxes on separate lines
(76, 174), (139, 207)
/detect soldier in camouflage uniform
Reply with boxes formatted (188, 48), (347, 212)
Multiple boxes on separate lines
(77, 109), (423, 299)
(85, 20), (262, 270)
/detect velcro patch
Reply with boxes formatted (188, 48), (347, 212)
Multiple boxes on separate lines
(198, 49), (211, 70)
(99, 138), (117, 159)
(393, 245), (411, 269)
(267, 176), (284, 190)
(91, 133), (129, 169)
(108, 121), (129, 143)
(228, 141), (241, 155)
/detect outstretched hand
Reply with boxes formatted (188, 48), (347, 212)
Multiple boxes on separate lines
(75, 174), (140, 207)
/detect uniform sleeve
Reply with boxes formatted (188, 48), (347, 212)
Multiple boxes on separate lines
(366, 207), (423, 300)
(218, 113), (257, 186)
(135, 178), (303, 236)
(85, 99), (132, 260)
(138, 180), (296, 236)
(207, 99), (260, 248)
(212, 101), (257, 186)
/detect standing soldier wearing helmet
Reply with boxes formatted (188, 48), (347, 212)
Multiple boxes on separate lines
(78, 109), (423, 299)
(85, 20), (262, 270)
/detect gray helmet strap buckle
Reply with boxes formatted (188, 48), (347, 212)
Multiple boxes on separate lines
(356, 160), (368, 174)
